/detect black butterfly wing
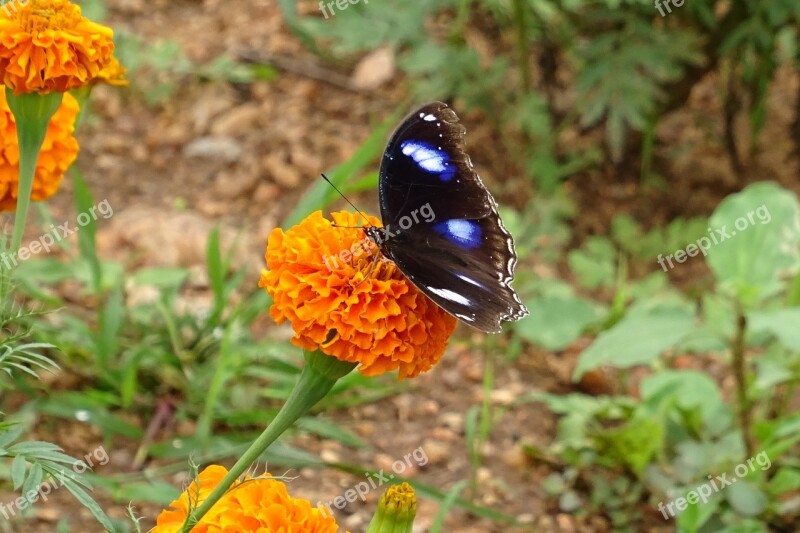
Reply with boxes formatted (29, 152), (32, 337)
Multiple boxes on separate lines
(378, 102), (492, 223)
(376, 102), (528, 333)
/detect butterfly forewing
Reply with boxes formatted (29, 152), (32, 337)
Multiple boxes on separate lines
(379, 103), (493, 224)
(376, 102), (528, 333)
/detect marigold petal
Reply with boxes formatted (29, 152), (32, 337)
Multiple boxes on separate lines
(0, 0), (120, 94)
(260, 210), (456, 379)
(153, 466), (342, 532)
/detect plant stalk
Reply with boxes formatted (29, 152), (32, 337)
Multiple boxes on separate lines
(732, 303), (754, 457)
(178, 350), (356, 532)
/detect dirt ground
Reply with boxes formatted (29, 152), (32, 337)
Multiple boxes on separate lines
(4, 0), (800, 531)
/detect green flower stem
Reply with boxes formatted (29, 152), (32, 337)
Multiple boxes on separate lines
(178, 350), (357, 532)
(732, 302), (754, 457)
(5, 88), (64, 254)
(70, 86), (92, 127)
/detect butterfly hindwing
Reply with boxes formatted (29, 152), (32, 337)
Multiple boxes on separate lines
(376, 102), (528, 333)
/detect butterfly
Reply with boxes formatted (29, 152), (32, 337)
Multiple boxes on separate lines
(363, 101), (529, 333)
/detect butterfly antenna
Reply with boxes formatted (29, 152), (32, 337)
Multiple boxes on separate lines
(321, 173), (372, 227)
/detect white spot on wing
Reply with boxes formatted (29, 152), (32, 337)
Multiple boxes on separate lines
(423, 113), (437, 121)
(401, 141), (448, 173)
(436, 219), (482, 248)
(428, 287), (472, 306)
(457, 274), (484, 288)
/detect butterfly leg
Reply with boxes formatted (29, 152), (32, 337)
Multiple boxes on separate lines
(354, 248), (382, 287)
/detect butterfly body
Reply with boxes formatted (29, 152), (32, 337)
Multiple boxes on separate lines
(369, 102), (528, 333)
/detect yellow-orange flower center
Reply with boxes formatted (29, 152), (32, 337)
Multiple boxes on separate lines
(10, 1), (82, 33)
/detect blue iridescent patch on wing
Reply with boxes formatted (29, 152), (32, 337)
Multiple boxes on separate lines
(400, 140), (457, 182)
(433, 219), (482, 249)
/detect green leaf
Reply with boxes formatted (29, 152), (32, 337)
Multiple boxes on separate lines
(72, 170), (103, 293)
(7, 443), (80, 466)
(767, 467), (800, 496)
(104, 480), (180, 505)
(277, 0), (318, 51)
(61, 477), (117, 532)
(614, 214), (708, 263)
(514, 295), (604, 350)
(120, 347), (148, 409)
(21, 462), (43, 497)
(70, 258), (124, 293)
(298, 2), (441, 55)
(95, 282), (124, 366)
(679, 293), (735, 352)
(748, 307), (800, 350)
(35, 396), (143, 440)
(568, 237), (616, 289)
(725, 480), (767, 516)
(594, 416), (663, 476)
(541, 474), (566, 496)
(641, 370), (728, 428)
(0, 426), (23, 450)
(11, 454), (27, 490)
(575, 20), (703, 161)
(429, 480), (468, 533)
(206, 227), (226, 324)
(295, 417), (365, 449)
(558, 490), (583, 513)
(13, 257), (75, 284)
(196, 322), (236, 441)
(573, 304), (696, 380)
(707, 182), (800, 306)
(675, 489), (720, 531)
(754, 345), (794, 391)
(131, 267), (188, 289)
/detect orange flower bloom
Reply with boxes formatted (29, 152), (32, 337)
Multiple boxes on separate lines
(94, 55), (128, 87)
(0, 0), (117, 94)
(259, 211), (457, 379)
(0, 86), (78, 210)
(153, 465), (341, 533)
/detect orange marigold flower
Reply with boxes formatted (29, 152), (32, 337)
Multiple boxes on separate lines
(259, 211), (457, 379)
(153, 465), (342, 533)
(0, 0), (117, 94)
(94, 55), (128, 87)
(0, 86), (78, 210)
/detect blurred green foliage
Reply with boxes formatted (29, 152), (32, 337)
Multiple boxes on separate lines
(290, 0), (800, 188)
(515, 183), (800, 531)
